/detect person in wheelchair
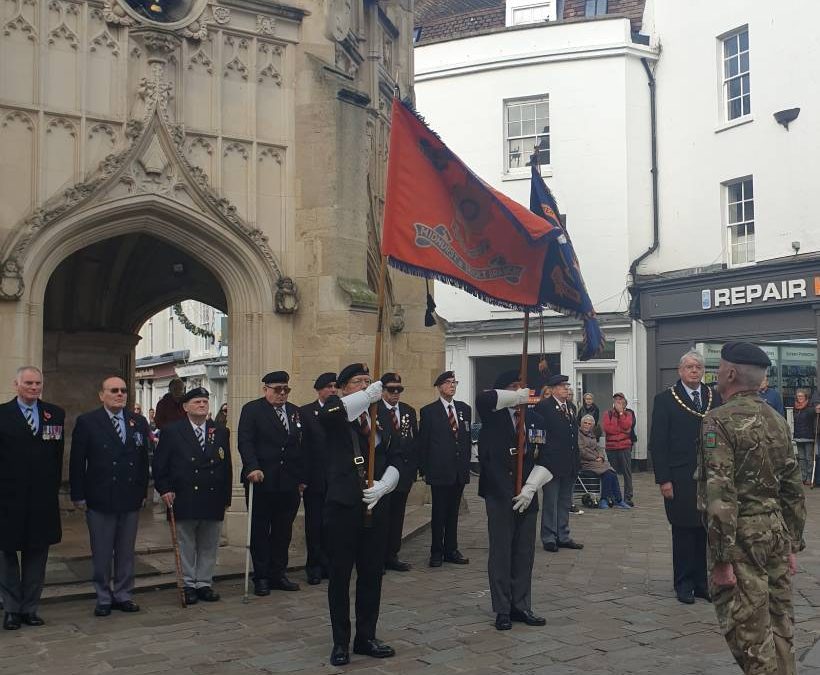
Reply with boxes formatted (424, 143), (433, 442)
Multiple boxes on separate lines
(578, 415), (631, 510)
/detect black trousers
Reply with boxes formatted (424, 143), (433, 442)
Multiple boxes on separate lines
(0, 547), (49, 614)
(430, 483), (464, 555)
(385, 489), (410, 562)
(672, 525), (707, 593)
(324, 499), (389, 647)
(247, 489), (300, 581)
(303, 488), (327, 576)
(485, 497), (537, 615)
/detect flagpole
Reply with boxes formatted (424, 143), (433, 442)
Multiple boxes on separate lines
(366, 254), (388, 522)
(516, 312), (529, 495)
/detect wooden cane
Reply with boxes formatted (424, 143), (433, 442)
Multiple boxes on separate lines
(168, 505), (186, 608)
(242, 481), (254, 602)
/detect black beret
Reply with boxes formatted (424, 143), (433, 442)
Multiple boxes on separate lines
(313, 372), (337, 390)
(434, 371), (456, 387)
(545, 374), (569, 387)
(182, 387), (209, 403)
(338, 363), (369, 387)
(720, 342), (772, 367)
(493, 369), (521, 389)
(381, 372), (402, 386)
(262, 371), (289, 385)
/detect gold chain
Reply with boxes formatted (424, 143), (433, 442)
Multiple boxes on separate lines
(669, 385), (713, 419)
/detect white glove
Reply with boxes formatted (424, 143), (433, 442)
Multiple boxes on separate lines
(512, 465), (553, 513)
(494, 388), (531, 410)
(365, 380), (383, 403)
(342, 389), (371, 421)
(362, 465), (400, 511)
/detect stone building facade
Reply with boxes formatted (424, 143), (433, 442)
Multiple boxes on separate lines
(0, 0), (442, 539)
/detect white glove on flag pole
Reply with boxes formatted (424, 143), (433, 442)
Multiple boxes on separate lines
(342, 381), (384, 421)
(494, 388), (531, 410)
(362, 465), (400, 511)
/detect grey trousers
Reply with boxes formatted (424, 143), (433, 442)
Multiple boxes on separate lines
(485, 496), (537, 614)
(0, 547), (49, 614)
(540, 474), (574, 546)
(796, 442), (814, 482)
(606, 449), (633, 501)
(176, 519), (222, 589)
(86, 509), (139, 606)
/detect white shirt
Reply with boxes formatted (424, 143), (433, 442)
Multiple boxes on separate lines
(682, 383), (702, 404)
(383, 400), (401, 426)
(190, 419), (207, 443)
(440, 397), (456, 414)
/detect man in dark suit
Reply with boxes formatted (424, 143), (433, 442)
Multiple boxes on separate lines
(152, 387), (232, 605)
(319, 363), (402, 666)
(0, 366), (64, 630)
(649, 350), (714, 604)
(70, 376), (150, 616)
(418, 371), (472, 567)
(299, 372), (337, 585)
(378, 373), (418, 572)
(237, 370), (305, 595)
(477, 370), (552, 631)
(534, 374), (583, 552)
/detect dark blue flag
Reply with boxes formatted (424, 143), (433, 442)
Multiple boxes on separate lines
(529, 163), (605, 360)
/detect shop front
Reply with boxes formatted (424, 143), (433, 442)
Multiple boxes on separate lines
(637, 257), (820, 408)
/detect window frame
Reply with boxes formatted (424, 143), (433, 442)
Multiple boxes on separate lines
(503, 94), (551, 175)
(720, 27), (751, 123)
(585, 0), (608, 18)
(723, 176), (755, 267)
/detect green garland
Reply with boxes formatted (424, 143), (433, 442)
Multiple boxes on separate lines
(172, 303), (216, 343)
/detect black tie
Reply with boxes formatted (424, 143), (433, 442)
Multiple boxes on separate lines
(692, 390), (702, 412)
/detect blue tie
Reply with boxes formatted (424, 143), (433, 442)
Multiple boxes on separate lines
(112, 415), (125, 443)
(692, 390), (702, 412)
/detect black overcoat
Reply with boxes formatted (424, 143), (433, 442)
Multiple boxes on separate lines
(299, 400), (328, 497)
(649, 381), (715, 528)
(0, 399), (64, 550)
(237, 398), (305, 493)
(152, 418), (232, 521)
(69, 407), (150, 513)
(418, 399), (472, 486)
(376, 400), (418, 493)
(533, 396), (579, 478)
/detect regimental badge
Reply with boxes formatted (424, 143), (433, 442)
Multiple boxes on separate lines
(705, 431), (717, 449)
(314, 410), (319, 416)
(218, 447), (225, 460)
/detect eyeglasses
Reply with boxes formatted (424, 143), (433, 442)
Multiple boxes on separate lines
(265, 385), (291, 394)
(106, 388), (127, 394)
(348, 377), (372, 386)
(441, 380), (458, 386)
(385, 386), (404, 394)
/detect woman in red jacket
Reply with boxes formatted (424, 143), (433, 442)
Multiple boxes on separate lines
(602, 393), (636, 506)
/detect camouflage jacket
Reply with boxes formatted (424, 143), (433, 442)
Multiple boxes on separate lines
(696, 391), (805, 563)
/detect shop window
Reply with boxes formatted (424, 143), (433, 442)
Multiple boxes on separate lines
(504, 96), (550, 172)
(721, 28), (751, 121)
(725, 177), (755, 265)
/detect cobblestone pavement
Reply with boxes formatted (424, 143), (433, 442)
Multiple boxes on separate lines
(3, 473), (819, 675)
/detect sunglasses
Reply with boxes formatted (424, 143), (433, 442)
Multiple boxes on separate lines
(385, 386), (404, 394)
(106, 388), (127, 394)
(265, 385), (291, 394)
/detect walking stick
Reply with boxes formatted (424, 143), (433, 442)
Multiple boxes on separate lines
(168, 505), (186, 608)
(811, 412), (819, 489)
(242, 481), (254, 603)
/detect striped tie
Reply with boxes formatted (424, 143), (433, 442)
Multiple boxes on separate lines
(447, 405), (458, 436)
(276, 407), (288, 432)
(391, 407), (400, 431)
(194, 426), (206, 451)
(692, 390), (702, 412)
(24, 407), (37, 436)
(112, 415), (124, 443)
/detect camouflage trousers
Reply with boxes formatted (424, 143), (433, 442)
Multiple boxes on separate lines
(709, 513), (795, 675)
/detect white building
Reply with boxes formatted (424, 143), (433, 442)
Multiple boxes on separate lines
(135, 302), (228, 415)
(414, 0), (657, 458)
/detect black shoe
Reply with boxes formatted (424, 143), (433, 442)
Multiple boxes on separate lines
(495, 613), (512, 630)
(353, 638), (395, 659)
(184, 587), (199, 605)
(429, 554), (443, 568)
(676, 589), (695, 605)
(558, 539), (584, 550)
(3, 612), (20, 630)
(254, 579), (271, 596)
(384, 558), (411, 572)
(306, 567), (322, 585)
(271, 576), (300, 591)
(94, 605), (111, 617)
(694, 587), (712, 602)
(112, 600), (140, 613)
(542, 541), (558, 552)
(626, 498), (635, 507)
(307, 575), (321, 585)
(330, 644), (350, 666)
(443, 550), (469, 564)
(197, 587), (220, 602)
(510, 608), (546, 626)
(20, 613), (45, 627)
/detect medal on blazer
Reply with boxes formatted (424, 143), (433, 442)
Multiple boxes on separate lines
(218, 447), (225, 460)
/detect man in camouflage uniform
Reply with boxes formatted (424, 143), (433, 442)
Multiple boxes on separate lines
(697, 342), (805, 675)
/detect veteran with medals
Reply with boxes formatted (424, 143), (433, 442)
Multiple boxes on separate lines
(476, 370), (552, 631)
(649, 350), (714, 604)
(0, 367), (65, 630)
(152, 387), (232, 604)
